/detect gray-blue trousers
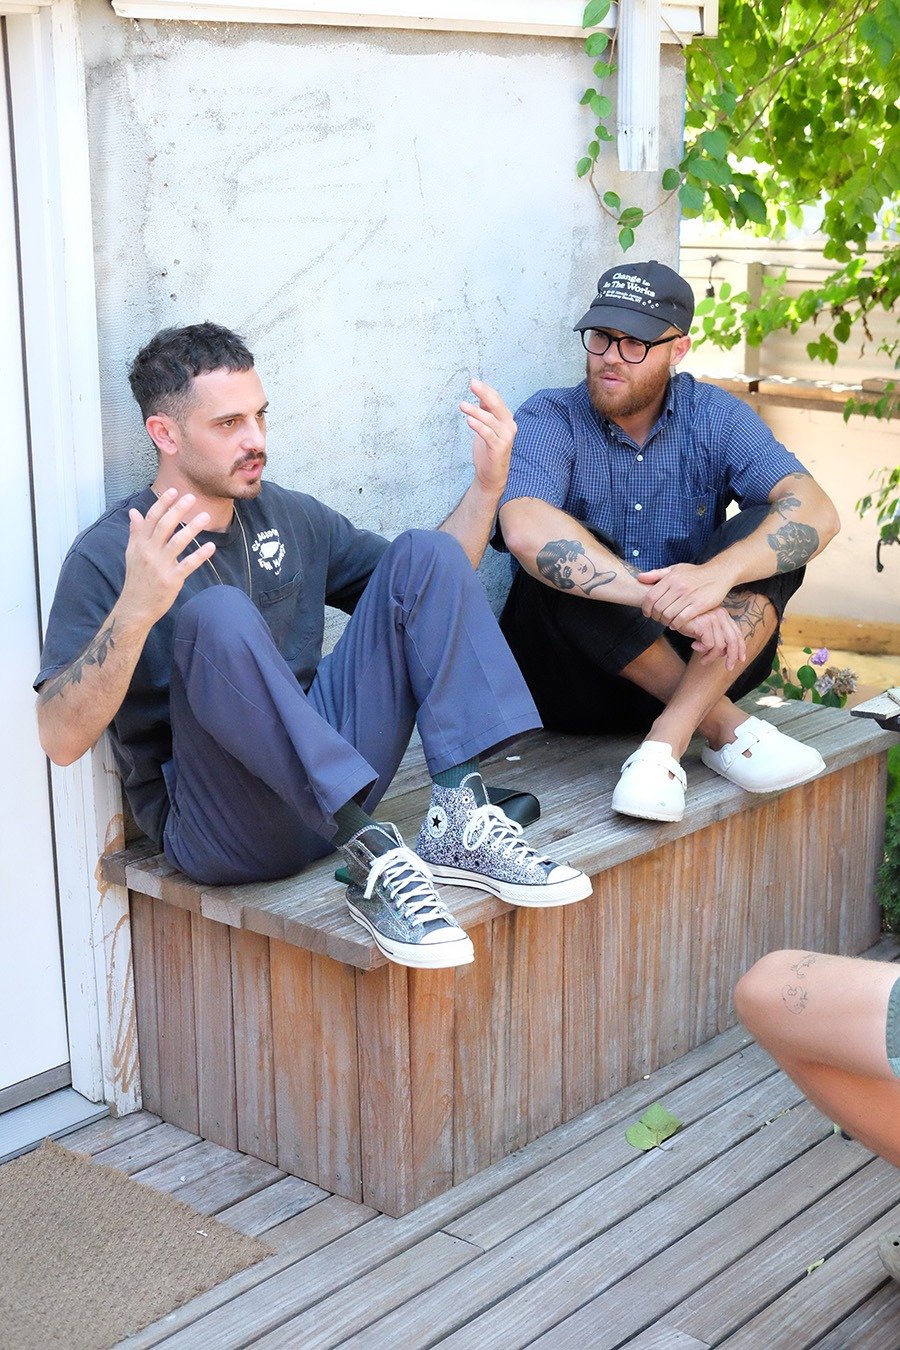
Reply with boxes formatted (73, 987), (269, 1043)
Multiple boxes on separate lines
(163, 529), (540, 884)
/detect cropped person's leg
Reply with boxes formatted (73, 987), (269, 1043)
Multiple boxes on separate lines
(736, 951), (900, 1167)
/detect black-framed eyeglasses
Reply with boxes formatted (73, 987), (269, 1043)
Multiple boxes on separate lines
(580, 329), (681, 364)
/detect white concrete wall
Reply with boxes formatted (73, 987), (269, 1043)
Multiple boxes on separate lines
(79, 4), (686, 609)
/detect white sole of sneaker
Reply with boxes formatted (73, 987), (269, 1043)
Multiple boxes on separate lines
(611, 797), (685, 823)
(703, 756), (826, 794)
(427, 865), (592, 907)
(347, 905), (475, 968)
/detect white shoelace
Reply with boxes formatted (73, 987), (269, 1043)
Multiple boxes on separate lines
(461, 805), (548, 868)
(364, 846), (450, 926)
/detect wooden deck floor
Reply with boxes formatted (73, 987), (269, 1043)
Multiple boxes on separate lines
(43, 936), (900, 1349)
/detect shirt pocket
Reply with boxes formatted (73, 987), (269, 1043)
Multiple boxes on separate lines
(257, 572), (304, 650)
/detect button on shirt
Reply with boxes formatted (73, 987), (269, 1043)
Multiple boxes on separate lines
(498, 372), (807, 571)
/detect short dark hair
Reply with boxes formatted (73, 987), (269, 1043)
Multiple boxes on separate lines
(128, 322), (255, 423)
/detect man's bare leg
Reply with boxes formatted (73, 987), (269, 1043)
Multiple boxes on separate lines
(618, 589), (778, 761)
(736, 951), (900, 1167)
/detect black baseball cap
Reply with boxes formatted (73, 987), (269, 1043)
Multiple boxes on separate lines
(574, 261), (695, 341)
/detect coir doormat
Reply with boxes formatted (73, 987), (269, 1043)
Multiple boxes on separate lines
(0, 1137), (272, 1349)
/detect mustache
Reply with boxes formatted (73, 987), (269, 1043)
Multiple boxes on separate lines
(232, 452), (267, 472)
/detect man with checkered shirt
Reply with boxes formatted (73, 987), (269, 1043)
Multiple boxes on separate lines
(496, 261), (840, 822)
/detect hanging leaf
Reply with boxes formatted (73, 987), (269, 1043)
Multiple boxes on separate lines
(737, 189), (768, 224)
(582, 0), (611, 29)
(678, 183), (706, 213)
(585, 31), (610, 56)
(618, 226), (636, 252)
(661, 168), (681, 190)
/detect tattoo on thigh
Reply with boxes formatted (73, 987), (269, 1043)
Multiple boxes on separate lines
(782, 983), (810, 1014)
(781, 953), (818, 1015)
(39, 623), (116, 704)
(723, 590), (774, 638)
(767, 521), (819, 573)
(536, 540), (617, 595)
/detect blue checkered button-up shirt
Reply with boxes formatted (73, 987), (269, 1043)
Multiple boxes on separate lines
(498, 373), (807, 571)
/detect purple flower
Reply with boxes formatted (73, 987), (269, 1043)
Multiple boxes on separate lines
(814, 674), (835, 696)
(810, 648), (829, 666)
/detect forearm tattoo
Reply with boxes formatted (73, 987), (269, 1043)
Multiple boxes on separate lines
(723, 589), (775, 638)
(767, 521), (820, 573)
(536, 540), (617, 595)
(38, 623), (116, 704)
(781, 952), (818, 1015)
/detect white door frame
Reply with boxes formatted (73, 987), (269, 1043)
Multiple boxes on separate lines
(4, 0), (139, 1113)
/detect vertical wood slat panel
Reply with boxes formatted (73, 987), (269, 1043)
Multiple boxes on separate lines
(778, 788), (811, 954)
(490, 911), (529, 1162)
(130, 893), (161, 1115)
(839, 758), (886, 955)
(356, 961), (413, 1216)
(660, 834), (698, 1068)
(562, 885), (600, 1123)
(230, 928), (277, 1165)
(596, 867), (629, 1103)
(313, 952), (362, 1201)
(409, 968), (455, 1207)
(153, 901), (199, 1134)
(689, 813), (752, 1048)
(625, 851), (664, 1087)
(191, 911), (238, 1150)
(270, 939), (318, 1182)
(526, 907), (564, 1144)
(746, 802), (785, 973)
(453, 922), (494, 1183)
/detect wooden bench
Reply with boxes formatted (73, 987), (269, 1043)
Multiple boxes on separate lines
(100, 700), (895, 1217)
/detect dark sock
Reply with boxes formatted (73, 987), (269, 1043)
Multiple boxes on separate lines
(332, 799), (378, 849)
(432, 758), (480, 791)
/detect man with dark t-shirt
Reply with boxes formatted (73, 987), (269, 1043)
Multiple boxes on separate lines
(497, 262), (841, 823)
(36, 323), (590, 970)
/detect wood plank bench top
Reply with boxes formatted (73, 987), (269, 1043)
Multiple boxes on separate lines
(99, 699), (895, 972)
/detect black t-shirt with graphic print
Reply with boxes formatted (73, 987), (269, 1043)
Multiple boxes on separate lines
(35, 482), (388, 845)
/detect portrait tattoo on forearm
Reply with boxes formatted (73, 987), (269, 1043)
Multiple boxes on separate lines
(39, 623), (116, 704)
(767, 521), (819, 573)
(536, 540), (617, 595)
(723, 590), (774, 638)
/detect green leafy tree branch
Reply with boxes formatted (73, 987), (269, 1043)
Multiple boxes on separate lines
(578, 0), (900, 340)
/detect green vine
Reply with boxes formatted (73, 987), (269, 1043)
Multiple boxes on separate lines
(577, 0), (900, 546)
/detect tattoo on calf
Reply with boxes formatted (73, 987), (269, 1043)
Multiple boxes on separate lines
(39, 623), (116, 703)
(536, 539), (617, 595)
(723, 590), (774, 638)
(767, 521), (819, 573)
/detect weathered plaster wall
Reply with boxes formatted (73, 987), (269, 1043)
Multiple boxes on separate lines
(80, 5), (685, 606)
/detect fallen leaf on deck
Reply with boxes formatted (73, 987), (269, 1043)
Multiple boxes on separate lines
(625, 1102), (684, 1151)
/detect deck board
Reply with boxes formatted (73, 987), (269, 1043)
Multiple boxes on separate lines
(42, 957), (900, 1348)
